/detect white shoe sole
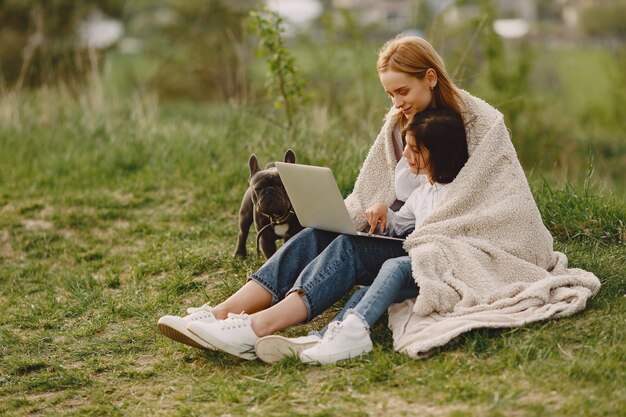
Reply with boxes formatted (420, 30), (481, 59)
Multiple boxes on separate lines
(300, 343), (373, 364)
(157, 316), (215, 350)
(255, 335), (321, 363)
(187, 322), (257, 360)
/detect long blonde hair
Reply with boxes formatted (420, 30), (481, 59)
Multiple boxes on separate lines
(377, 36), (463, 121)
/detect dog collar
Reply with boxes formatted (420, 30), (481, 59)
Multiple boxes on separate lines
(257, 209), (294, 226)
(255, 210), (296, 256)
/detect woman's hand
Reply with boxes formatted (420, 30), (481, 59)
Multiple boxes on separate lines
(364, 202), (388, 234)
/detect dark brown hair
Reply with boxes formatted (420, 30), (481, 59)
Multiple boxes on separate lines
(403, 109), (468, 184)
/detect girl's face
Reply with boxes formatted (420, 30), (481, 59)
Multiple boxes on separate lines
(379, 69), (436, 120)
(403, 132), (431, 176)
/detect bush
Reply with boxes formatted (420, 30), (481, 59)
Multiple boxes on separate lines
(0, 1), (124, 89)
(579, 2), (626, 37)
(141, 1), (258, 101)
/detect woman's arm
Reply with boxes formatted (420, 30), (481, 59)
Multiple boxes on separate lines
(345, 108), (400, 231)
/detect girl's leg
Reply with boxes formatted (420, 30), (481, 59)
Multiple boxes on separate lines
(251, 254), (416, 335)
(312, 284), (418, 337)
(349, 256), (417, 328)
(300, 257), (416, 364)
(251, 234), (405, 337)
(311, 286), (368, 338)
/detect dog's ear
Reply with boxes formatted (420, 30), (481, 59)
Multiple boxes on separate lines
(249, 154), (260, 178)
(284, 149), (296, 164)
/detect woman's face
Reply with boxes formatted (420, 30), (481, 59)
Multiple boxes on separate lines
(379, 70), (436, 120)
(403, 132), (431, 176)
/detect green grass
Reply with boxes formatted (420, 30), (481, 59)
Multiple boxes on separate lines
(0, 87), (624, 416)
(1, 37), (625, 415)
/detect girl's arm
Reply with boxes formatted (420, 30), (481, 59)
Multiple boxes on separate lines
(385, 198), (416, 237)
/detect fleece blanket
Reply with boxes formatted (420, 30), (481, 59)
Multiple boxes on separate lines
(345, 91), (601, 358)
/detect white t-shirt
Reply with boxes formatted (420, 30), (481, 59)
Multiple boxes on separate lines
(386, 178), (449, 237)
(395, 157), (426, 202)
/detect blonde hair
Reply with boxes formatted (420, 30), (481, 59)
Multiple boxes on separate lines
(377, 36), (463, 119)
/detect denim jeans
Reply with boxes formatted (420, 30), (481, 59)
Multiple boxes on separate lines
(313, 256), (418, 337)
(249, 228), (406, 322)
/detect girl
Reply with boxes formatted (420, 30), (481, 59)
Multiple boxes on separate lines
(157, 35), (468, 360)
(297, 108), (468, 364)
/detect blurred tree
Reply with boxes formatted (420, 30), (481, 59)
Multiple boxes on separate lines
(578, 1), (626, 37)
(141, 0), (260, 101)
(410, 0), (434, 31)
(535, 0), (563, 21)
(429, 0), (533, 124)
(0, 0), (124, 90)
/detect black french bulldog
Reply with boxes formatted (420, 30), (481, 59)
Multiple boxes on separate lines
(234, 149), (304, 259)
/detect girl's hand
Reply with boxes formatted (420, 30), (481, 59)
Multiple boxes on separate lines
(364, 202), (388, 234)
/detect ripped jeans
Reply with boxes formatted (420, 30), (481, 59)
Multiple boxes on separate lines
(249, 228), (411, 324)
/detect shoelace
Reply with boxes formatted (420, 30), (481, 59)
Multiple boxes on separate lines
(220, 313), (250, 330)
(319, 317), (369, 345)
(319, 321), (342, 344)
(185, 303), (214, 321)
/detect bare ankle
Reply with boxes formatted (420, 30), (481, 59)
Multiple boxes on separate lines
(212, 306), (229, 320)
(250, 316), (271, 337)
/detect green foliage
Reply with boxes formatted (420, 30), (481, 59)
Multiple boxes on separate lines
(0, 1), (124, 89)
(0, 4), (625, 415)
(0, 88), (624, 415)
(138, 0), (257, 101)
(536, 177), (626, 245)
(579, 1), (626, 36)
(249, 7), (307, 134)
(474, 0), (533, 124)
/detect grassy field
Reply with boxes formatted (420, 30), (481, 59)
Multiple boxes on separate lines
(1, 42), (625, 415)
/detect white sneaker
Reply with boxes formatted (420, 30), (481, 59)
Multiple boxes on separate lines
(187, 313), (258, 360)
(255, 335), (321, 363)
(157, 304), (217, 350)
(300, 314), (373, 364)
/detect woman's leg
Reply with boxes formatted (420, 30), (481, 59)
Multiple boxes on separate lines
(246, 233), (398, 337)
(250, 292), (308, 336)
(186, 291), (310, 360)
(290, 234), (406, 323)
(158, 228), (337, 351)
(188, 235), (405, 359)
(211, 281), (272, 320)
(212, 228), (338, 318)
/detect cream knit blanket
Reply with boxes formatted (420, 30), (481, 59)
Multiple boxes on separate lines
(345, 91), (601, 358)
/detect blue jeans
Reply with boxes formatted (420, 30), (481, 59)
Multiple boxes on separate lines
(313, 256), (418, 337)
(250, 228), (407, 322)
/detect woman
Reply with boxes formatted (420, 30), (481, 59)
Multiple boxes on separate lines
(157, 35), (467, 360)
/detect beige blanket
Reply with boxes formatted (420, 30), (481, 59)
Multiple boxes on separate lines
(345, 91), (601, 358)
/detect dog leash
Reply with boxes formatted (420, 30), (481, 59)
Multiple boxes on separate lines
(255, 210), (296, 257)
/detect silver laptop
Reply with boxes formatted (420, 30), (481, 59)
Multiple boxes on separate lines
(275, 162), (404, 242)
